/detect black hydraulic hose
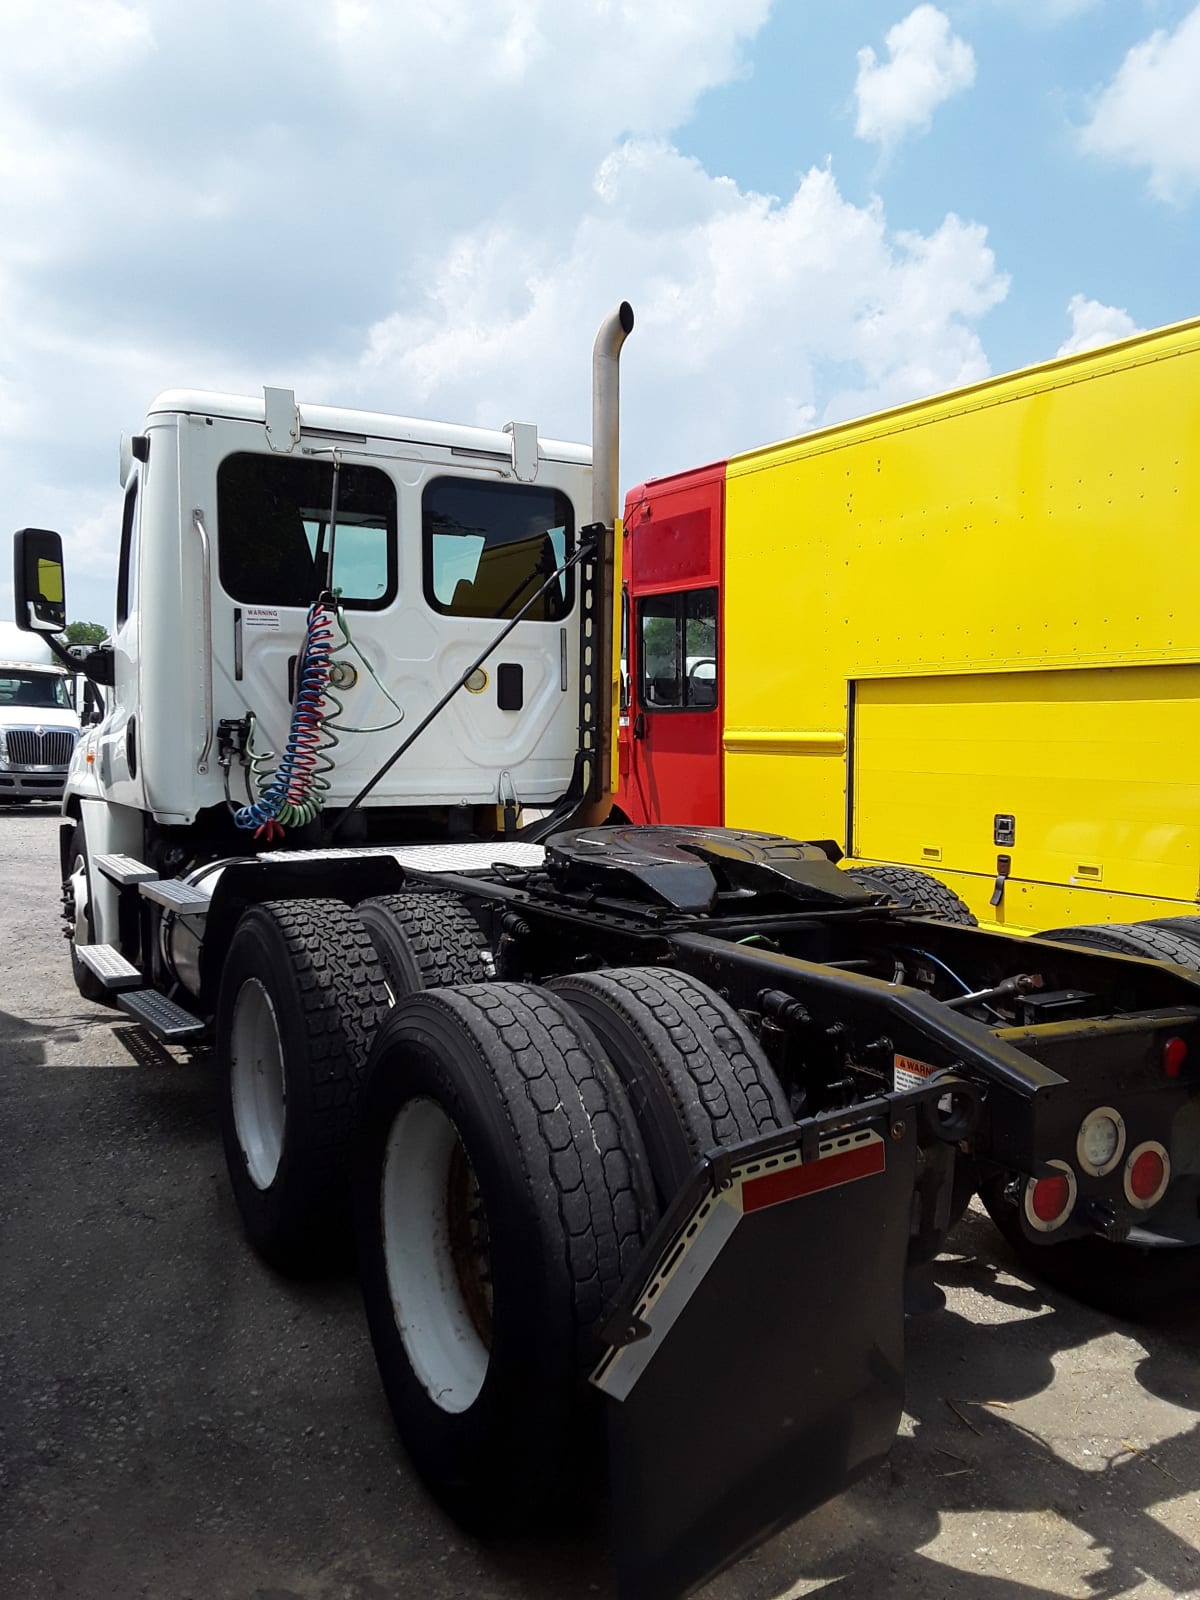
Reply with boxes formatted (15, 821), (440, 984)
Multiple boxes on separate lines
(330, 527), (599, 836)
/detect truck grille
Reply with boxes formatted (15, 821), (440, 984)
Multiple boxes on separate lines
(7, 728), (77, 767)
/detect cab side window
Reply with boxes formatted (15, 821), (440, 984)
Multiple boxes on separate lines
(637, 587), (718, 711)
(423, 477), (574, 621)
(217, 454), (397, 610)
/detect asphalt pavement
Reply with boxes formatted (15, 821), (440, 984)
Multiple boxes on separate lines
(2, 805), (1199, 1600)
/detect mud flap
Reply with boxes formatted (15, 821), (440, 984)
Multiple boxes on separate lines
(593, 1106), (918, 1600)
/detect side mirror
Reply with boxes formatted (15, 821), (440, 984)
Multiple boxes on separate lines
(13, 528), (67, 633)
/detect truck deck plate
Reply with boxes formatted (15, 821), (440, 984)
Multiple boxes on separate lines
(76, 943), (142, 991)
(117, 990), (206, 1042)
(139, 879), (213, 911)
(256, 841), (547, 871)
(94, 853), (158, 887)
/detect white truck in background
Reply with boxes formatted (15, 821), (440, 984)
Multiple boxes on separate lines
(0, 620), (81, 804)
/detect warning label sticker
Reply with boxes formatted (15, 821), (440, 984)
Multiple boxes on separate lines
(893, 1053), (938, 1092)
(244, 606), (280, 631)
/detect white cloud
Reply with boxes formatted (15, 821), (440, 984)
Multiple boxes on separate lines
(0, 0), (1007, 626)
(352, 148), (1008, 476)
(854, 6), (976, 148)
(1055, 294), (1142, 356)
(1079, 7), (1200, 202)
(1, 0), (153, 88)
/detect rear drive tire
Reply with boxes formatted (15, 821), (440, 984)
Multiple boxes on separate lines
(549, 966), (790, 1203)
(843, 865), (977, 926)
(216, 899), (390, 1274)
(979, 1175), (1200, 1317)
(1143, 915), (1200, 943)
(64, 821), (114, 1006)
(1035, 921), (1200, 971)
(353, 983), (653, 1527)
(357, 892), (491, 995)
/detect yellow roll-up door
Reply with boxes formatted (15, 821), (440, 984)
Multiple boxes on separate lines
(852, 664), (1200, 905)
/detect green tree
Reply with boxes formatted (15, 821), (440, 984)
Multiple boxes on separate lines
(63, 621), (108, 646)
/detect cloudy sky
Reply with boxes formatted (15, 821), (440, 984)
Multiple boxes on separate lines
(3, 0), (1199, 625)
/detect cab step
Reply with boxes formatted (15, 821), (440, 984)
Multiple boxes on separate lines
(140, 879), (213, 912)
(76, 943), (143, 992)
(94, 853), (158, 887)
(117, 989), (206, 1043)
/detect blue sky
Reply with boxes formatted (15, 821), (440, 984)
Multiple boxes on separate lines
(1, 0), (1197, 626)
(681, 0), (1197, 370)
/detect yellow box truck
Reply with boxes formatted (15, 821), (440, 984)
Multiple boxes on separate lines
(620, 314), (1200, 936)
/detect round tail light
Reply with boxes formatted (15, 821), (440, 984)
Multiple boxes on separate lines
(1023, 1160), (1077, 1232)
(1124, 1141), (1170, 1210)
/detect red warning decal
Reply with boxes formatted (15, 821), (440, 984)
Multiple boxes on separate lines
(740, 1138), (886, 1213)
(894, 1053), (938, 1091)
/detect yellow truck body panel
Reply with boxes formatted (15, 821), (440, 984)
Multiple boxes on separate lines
(722, 316), (1200, 930)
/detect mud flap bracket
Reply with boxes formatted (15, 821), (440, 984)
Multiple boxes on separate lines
(594, 1105), (920, 1600)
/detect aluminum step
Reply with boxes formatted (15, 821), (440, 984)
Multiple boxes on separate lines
(117, 989), (206, 1043)
(94, 853), (159, 887)
(139, 879), (213, 912)
(76, 943), (143, 992)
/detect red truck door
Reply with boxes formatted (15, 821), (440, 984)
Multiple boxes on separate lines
(619, 466), (724, 827)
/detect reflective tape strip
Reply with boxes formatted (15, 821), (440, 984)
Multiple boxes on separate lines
(593, 1128), (886, 1402)
(741, 1137), (886, 1212)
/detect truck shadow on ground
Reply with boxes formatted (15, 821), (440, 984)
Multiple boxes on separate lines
(0, 1004), (116, 1067)
(25, 1042), (1197, 1600)
(736, 1208), (1200, 1600)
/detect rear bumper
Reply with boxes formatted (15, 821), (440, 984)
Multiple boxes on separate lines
(0, 766), (68, 798)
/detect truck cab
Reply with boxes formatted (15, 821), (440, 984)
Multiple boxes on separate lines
(33, 388), (609, 951)
(0, 621), (81, 804)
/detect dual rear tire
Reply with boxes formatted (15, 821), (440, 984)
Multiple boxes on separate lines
(354, 962), (789, 1526)
(216, 887), (791, 1526)
(216, 899), (391, 1274)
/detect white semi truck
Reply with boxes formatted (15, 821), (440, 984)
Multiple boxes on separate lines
(0, 620), (81, 803)
(13, 305), (1200, 1598)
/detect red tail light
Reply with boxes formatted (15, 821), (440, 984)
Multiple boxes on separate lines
(1163, 1036), (1188, 1078)
(1031, 1175), (1071, 1221)
(1124, 1142), (1170, 1209)
(1023, 1160), (1076, 1232)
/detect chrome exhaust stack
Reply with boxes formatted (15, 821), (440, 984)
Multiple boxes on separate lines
(592, 301), (635, 532)
(579, 301), (634, 820)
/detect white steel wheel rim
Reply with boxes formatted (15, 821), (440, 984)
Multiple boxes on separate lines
(381, 1097), (491, 1414)
(230, 978), (287, 1191)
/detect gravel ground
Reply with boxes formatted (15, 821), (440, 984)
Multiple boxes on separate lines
(1, 805), (1198, 1600)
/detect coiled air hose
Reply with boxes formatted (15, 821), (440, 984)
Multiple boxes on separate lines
(234, 597), (337, 842)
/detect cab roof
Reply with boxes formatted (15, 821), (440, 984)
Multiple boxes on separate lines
(145, 390), (591, 466)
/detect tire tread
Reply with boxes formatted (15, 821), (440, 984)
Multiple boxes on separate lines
(843, 864), (977, 926)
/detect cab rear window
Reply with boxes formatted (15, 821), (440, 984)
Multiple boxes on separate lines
(218, 454), (397, 610)
(422, 477), (574, 621)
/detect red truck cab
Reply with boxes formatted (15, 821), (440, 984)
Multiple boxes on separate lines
(618, 463), (725, 827)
